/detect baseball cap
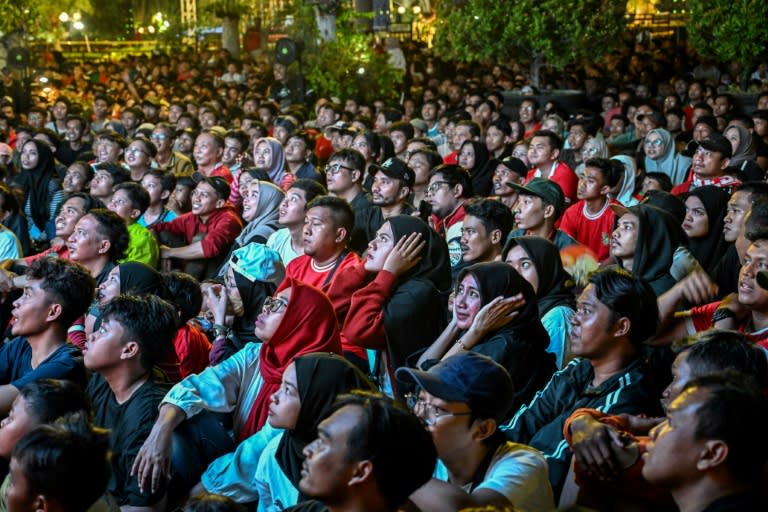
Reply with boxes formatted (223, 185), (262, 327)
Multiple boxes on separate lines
(229, 243), (285, 285)
(324, 121), (356, 138)
(698, 133), (733, 159)
(509, 178), (566, 217)
(396, 352), (515, 422)
(192, 172), (231, 201)
(498, 156), (528, 179)
(371, 157), (415, 188)
(410, 118), (428, 133)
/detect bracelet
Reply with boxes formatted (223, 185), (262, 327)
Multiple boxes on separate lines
(712, 308), (737, 324)
(212, 324), (230, 338)
(455, 338), (468, 351)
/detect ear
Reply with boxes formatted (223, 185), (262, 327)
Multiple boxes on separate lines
(599, 184), (611, 196)
(98, 239), (111, 255)
(351, 169), (361, 183)
(129, 208), (142, 221)
(490, 228), (502, 245)
(215, 198), (226, 208)
(120, 340), (141, 361)
(612, 316), (631, 339)
(551, 147), (561, 160)
(719, 157), (731, 171)
(470, 418), (497, 443)
(543, 204), (556, 220)
(697, 439), (729, 471)
(46, 303), (63, 323)
(397, 186), (410, 201)
(335, 227), (348, 244)
(347, 460), (374, 487)
(160, 190), (170, 201)
(452, 184), (464, 199)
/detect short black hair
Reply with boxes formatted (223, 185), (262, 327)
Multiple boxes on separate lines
(19, 379), (92, 425)
(644, 172), (673, 192)
(306, 195), (355, 236)
(488, 118), (512, 136)
(26, 258), (95, 327)
(428, 164), (474, 198)
(287, 129), (315, 152)
(463, 198), (514, 242)
(113, 182), (150, 214)
(679, 330), (768, 388)
(145, 169), (177, 194)
(584, 157), (621, 189)
(588, 265), (659, 346)
(330, 391), (436, 510)
(87, 209), (130, 261)
(531, 129), (563, 151)
(163, 271), (203, 324)
(455, 119), (481, 139)
(411, 148), (443, 172)
(329, 148), (365, 174)
(224, 129), (249, 151)
(183, 493), (247, 512)
(290, 179), (327, 205)
(100, 294), (178, 370)
(389, 120), (414, 140)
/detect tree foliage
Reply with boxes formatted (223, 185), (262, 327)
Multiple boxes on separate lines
(433, 0), (627, 85)
(687, 0), (768, 66)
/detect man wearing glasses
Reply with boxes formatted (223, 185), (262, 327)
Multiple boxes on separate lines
(397, 351), (555, 512)
(426, 164), (473, 274)
(150, 123), (194, 177)
(325, 148), (371, 212)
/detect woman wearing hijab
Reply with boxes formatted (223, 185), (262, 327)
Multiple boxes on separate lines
(724, 124), (763, 181)
(503, 236), (576, 368)
(13, 139), (65, 247)
(253, 137), (290, 190)
(132, 278), (342, 500)
(610, 155), (641, 206)
(253, 353), (377, 508)
(683, 185), (730, 275)
(643, 128), (692, 185)
(458, 140), (494, 197)
(574, 136), (609, 177)
(417, 262), (556, 412)
(610, 203), (680, 295)
(342, 215), (451, 397)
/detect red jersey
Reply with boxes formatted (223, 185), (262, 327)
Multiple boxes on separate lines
(559, 198), (620, 263)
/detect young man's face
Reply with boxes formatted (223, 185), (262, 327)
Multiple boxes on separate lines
(411, 389), (473, 456)
(222, 137), (243, 166)
(426, 174), (460, 219)
(83, 316), (130, 370)
(279, 188), (308, 226)
(65, 119), (84, 143)
(460, 214), (498, 263)
(738, 240), (768, 310)
(660, 351), (694, 411)
(390, 130), (408, 156)
(67, 214), (108, 264)
(96, 265), (121, 305)
(107, 189), (140, 222)
(610, 213), (639, 262)
(54, 196), (87, 238)
(452, 125), (473, 151)
(303, 206), (343, 259)
(191, 182), (224, 218)
(371, 172), (405, 208)
(577, 167), (609, 202)
(0, 396), (36, 459)
(89, 170), (115, 199)
(569, 283), (626, 359)
(299, 404), (364, 501)
(7, 457), (37, 512)
(141, 174), (168, 207)
(692, 147), (728, 179)
(723, 190), (751, 243)
(11, 279), (55, 337)
(96, 138), (123, 164)
(514, 194), (547, 231)
(324, 159), (358, 195)
(527, 136), (557, 168)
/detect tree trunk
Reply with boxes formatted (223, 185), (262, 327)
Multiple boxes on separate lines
(221, 15), (240, 59)
(315, 10), (337, 41)
(530, 53), (544, 89)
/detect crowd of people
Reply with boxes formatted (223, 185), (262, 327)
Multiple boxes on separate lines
(0, 37), (766, 512)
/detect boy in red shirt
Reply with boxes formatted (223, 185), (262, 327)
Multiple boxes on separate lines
(559, 158), (622, 262)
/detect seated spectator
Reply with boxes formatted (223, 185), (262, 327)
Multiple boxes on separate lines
(8, 413), (111, 512)
(426, 164), (473, 275)
(672, 133), (738, 195)
(574, 135), (609, 178)
(253, 137), (290, 190)
(62, 161), (94, 195)
(154, 175), (243, 280)
(641, 172), (674, 194)
(504, 236), (576, 368)
(501, 266), (662, 499)
(418, 262), (556, 413)
(124, 136), (157, 183)
(508, 178), (578, 250)
(151, 123), (195, 177)
(642, 373), (768, 510)
(610, 204), (680, 295)
(89, 162), (131, 205)
(491, 156), (527, 210)
(107, 182), (158, 267)
(162, 271), (211, 379)
(284, 131), (322, 182)
(66, 208), (129, 286)
(342, 215), (451, 397)
(400, 352), (555, 511)
(192, 131), (232, 183)
(131, 279), (342, 503)
(139, 170), (178, 228)
(459, 198), (513, 265)
(84, 294), (178, 512)
(525, 130), (578, 205)
(0, 259), (93, 416)
(683, 185), (730, 275)
(0, 183), (29, 257)
(610, 155), (641, 207)
(266, 179), (326, 265)
(724, 124), (763, 181)
(643, 128), (692, 185)
(290, 391), (436, 512)
(458, 140), (493, 197)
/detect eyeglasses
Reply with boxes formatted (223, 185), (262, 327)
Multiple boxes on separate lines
(405, 393), (472, 426)
(325, 162), (354, 176)
(125, 146), (148, 155)
(426, 181), (451, 194)
(150, 133), (168, 141)
(262, 296), (289, 314)
(644, 139), (663, 147)
(582, 146), (599, 155)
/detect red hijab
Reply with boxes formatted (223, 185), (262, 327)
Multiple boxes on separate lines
(240, 278), (342, 440)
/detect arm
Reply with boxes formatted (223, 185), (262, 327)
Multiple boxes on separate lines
(160, 241), (205, 260)
(131, 403), (187, 494)
(409, 479), (501, 512)
(650, 271), (717, 346)
(417, 320), (461, 366)
(442, 295), (524, 360)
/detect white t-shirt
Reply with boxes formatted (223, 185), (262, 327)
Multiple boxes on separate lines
(434, 441), (555, 512)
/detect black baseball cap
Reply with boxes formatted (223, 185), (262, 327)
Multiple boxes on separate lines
(192, 172), (231, 201)
(371, 157), (415, 188)
(509, 178), (566, 217)
(698, 133), (733, 159)
(498, 156), (529, 178)
(396, 351), (515, 423)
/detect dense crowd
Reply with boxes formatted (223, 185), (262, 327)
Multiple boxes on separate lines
(0, 38), (766, 512)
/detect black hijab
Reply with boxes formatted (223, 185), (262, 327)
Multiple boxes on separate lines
(15, 139), (59, 230)
(503, 236), (576, 316)
(461, 140), (493, 197)
(119, 262), (169, 296)
(231, 269), (276, 347)
(622, 204), (680, 296)
(275, 353), (376, 499)
(685, 185), (730, 275)
(388, 215), (451, 291)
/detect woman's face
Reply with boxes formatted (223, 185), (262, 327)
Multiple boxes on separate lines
(364, 221), (395, 272)
(512, 144), (529, 166)
(682, 195), (709, 239)
(724, 127), (740, 154)
(644, 132), (665, 159)
(351, 134), (371, 161)
(239, 172), (255, 194)
(97, 266), (121, 305)
(504, 245), (539, 293)
(254, 287), (292, 341)
(241, 181), (261, 222)
(268, 362), (301, 429)
(224, 267), (244, 316)
(254, 141), (273, 168)
(20, 141), (39, 170)
(453, 273), (483, 330)
(458, 143), (476, 170)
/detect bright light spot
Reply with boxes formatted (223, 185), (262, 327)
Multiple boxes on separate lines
(413, 5), (422, 14)
(137, 27), (145, 34)
(59, 12), (70, 23)
(73, 21), (84, 30)
(397, 6), (406, 14)
(473, 15), (479, 20)
(357, 67), (365, 75)
(148, 25), (156, 34)
(72, 12), (82, 21)
(163, 20), (170, 28)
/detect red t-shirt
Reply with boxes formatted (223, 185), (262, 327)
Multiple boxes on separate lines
(558, 198), (619, 262)
(526, 161), (579, 204)
(174, 322), (212, 379)
(689, 301), (768, 347)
